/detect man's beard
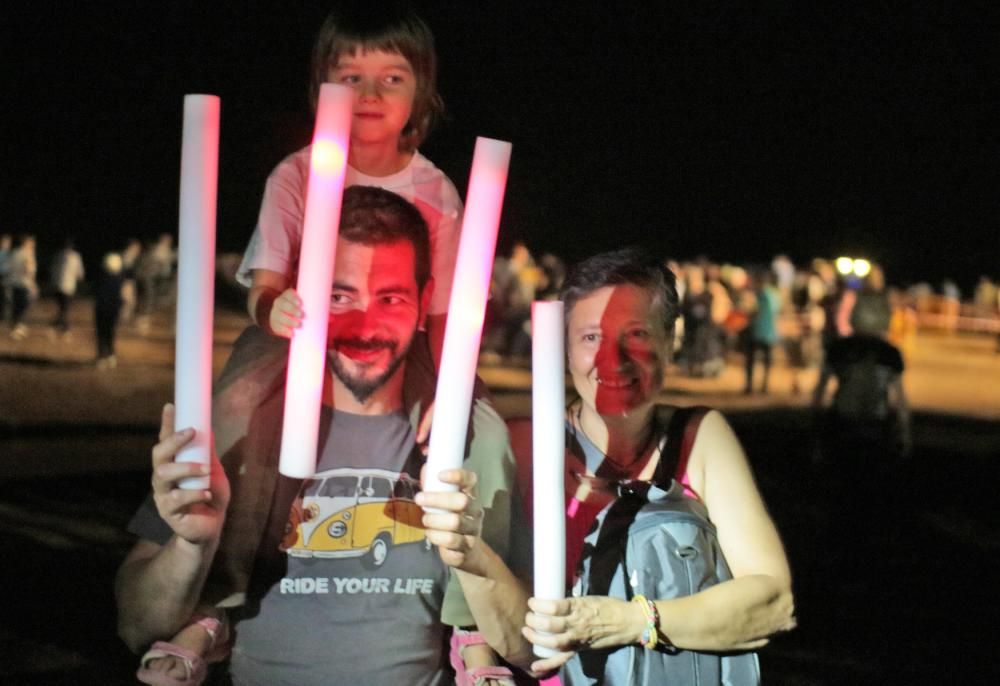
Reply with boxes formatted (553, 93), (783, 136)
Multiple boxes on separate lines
(329, 336), (410, 403)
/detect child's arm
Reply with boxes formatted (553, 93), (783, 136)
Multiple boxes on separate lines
(248, 269), (303, 338)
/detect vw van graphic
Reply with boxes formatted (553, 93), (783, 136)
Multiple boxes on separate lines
(285, 467), (426, 568)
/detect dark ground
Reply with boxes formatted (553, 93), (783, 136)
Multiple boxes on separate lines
(1, 407), (998, 685)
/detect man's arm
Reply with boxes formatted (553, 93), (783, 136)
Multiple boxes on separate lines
(115, 536), (219, 652)
(418, 469), (535, 671)
(115, 404), (230, 653)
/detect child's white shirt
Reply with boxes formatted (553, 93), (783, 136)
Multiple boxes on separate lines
(238, 146), (463, 316)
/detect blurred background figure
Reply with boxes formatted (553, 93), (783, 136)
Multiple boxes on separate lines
(771, 253), (796, 304)
(48, 237), (85, 338)
(812, 290), (911, 467)
(135, 233), (175, 332)
(849, 264), (891, 337)
(7, 234), (38, 340)
(535, 252), (566, 301)
(95, 252), (124, 369)
(482, 241), (538, 359)
(119, 238), (142, 326)
(743, 269), (782, 394)
(0, 234), (12, 324)
(705, 262), (733, 373)
(720, 264), (751, 354)
(939, 278), (961, 334)
(679, 263), (723, 376)
(887, 287), (919, 362)
(973, 276), (997, 318)
(785, 267), (825, 394)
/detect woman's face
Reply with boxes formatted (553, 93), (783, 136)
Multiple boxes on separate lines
(567, 284), (669, 418)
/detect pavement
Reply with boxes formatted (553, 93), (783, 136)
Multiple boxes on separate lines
(1, 296), (999, 684)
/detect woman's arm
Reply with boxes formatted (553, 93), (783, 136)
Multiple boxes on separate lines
(524, 410), (794, 665)
(667, 410), (795, 650)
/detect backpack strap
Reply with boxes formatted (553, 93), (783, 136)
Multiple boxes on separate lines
(657, 406), (710, 498)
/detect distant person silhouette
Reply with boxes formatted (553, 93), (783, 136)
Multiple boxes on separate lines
(812, 297), (912, 467)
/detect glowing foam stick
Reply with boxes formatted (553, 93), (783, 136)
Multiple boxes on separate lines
(423, 137), (512, 494)
(278, 83), (352, 478)
(530, 300), (566, 657)
(175, 94), (219, 490)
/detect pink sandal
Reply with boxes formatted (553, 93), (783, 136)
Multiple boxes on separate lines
(450, 628), (516, 686)
(136, 616), (227, 686)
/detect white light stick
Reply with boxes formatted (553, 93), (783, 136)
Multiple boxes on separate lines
(278, 83), (352, 478)
(175, 94), (219, 490)
(423, 137), (512, 494)
(531, 300), (566, 657)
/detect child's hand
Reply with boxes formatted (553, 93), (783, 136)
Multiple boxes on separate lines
(269, 288), (303, 338)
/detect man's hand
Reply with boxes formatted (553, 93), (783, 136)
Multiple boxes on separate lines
(522, 595), (645, 673)
(151, 404), (230, 546)
(268, 288), (303, 338)
(417, 468), (485, 572)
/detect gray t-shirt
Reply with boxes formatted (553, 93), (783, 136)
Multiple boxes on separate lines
(129, 409), (451, 686)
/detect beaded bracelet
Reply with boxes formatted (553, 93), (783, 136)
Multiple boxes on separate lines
(632, 594), (660, 650)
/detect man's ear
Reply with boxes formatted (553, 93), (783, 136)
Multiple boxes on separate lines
(417, 275), (435, 329)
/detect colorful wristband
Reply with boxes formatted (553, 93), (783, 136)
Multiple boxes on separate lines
(632, 594), (660, 650)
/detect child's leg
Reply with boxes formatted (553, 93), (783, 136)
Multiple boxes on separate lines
(137, 608), (228, 685)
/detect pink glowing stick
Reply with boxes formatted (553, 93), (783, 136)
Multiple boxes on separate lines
(175, 94), (219, 490)
(423, 137), (512, 495)
(531, 300), (566, 657)
(278, 83), (352, 478)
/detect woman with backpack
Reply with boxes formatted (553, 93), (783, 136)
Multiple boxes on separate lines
(509, 248), (795, 685)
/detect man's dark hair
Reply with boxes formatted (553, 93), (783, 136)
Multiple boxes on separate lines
(339, 186), (431, 289)
(310, 2), (443, 151)
(560, 247), (680, 336)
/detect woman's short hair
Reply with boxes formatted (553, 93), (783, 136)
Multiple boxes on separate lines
(310, 2), (443, 152)
(560, 247), (680, 336)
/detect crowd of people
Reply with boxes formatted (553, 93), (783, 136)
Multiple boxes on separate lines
(0, 232), (176, 367)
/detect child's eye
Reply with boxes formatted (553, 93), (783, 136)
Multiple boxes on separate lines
(383, 74), (406, 85)
(338, 73), (361, 85)
(582, 333), (600, 343)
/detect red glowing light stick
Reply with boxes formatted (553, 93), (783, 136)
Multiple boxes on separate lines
(175, 94), (219, 490)
(423, 137), (512, 495)
(278, 83), (352, 479)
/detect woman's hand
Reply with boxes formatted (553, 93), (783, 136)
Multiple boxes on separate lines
(522, 595), (645, 671)
(416, 468), (485, 573)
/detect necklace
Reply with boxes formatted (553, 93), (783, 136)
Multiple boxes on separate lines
(572, 401), (662, 473)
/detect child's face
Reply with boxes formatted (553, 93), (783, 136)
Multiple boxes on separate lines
(329, 49), (416, 149)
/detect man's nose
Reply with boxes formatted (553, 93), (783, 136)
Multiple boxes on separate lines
(331, 303), (378, 333)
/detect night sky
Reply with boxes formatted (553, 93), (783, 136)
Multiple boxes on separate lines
(4, 2), (1000, 293)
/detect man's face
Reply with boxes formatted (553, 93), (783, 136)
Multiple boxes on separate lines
(327, 238), (426, 403)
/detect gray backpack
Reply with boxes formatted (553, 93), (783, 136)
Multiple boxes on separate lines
(561, 408), (761, 686)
